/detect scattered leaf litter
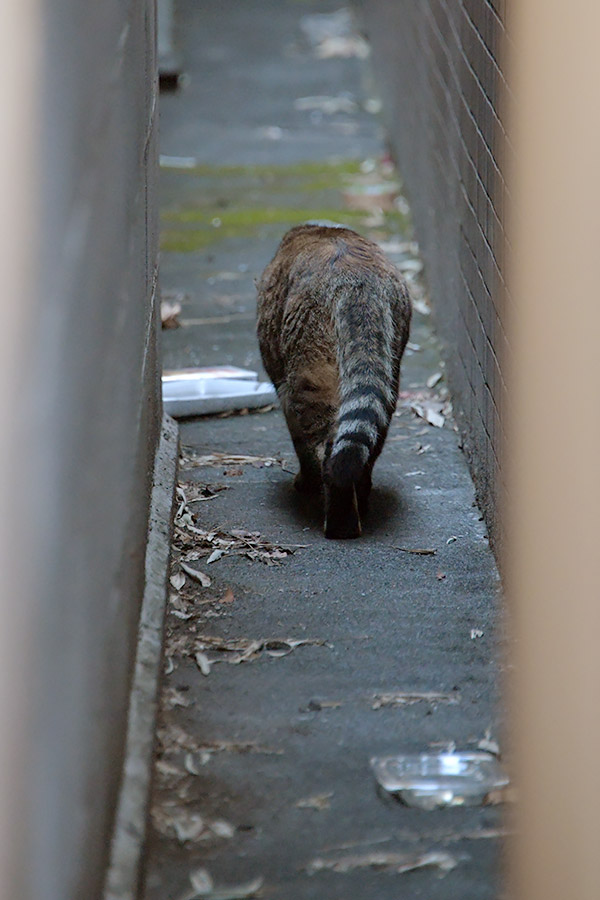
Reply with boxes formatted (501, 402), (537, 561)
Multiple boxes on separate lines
(175, 515), (303, 568)
(181, 452), (284, 469)
(157, 726), (283, 763)
(305, 849), (460, 876)
(173, 479), (302, 567)
(151, 807), (236, 844)
(296, 792), (334, 811)
(371, 691), (460, 710)
(178, 634), (331, 671)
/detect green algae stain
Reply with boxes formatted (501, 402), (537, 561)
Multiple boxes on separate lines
(160, 209), (364, 253)
(159, 159), (364, 180)
(159, 159), (412, 253)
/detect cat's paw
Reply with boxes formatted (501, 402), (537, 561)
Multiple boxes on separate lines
(324, 514), (362, 539)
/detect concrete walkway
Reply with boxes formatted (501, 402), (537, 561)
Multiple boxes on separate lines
(143, 2), (504, 898)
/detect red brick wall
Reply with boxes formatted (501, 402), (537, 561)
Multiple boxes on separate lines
(366, 0), (507, 547)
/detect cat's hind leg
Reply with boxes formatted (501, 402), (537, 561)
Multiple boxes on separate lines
(279, 394), (323, 495)
(324, 481), (361, 539)
(355, 464), (373, 519)
(291, 436), (322, 495)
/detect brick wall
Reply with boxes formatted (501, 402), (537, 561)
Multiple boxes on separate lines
(366, 0), (507, 547)
(0, 2), (160, 898)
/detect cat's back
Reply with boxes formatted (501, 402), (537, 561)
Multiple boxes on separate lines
(256, 224), (409, 387)
(258, 224), (394, 302)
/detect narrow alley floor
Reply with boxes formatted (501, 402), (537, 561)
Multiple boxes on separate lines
(143, 2), (504, 898)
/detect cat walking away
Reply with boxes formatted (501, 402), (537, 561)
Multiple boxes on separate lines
(257, 224), (411, 538)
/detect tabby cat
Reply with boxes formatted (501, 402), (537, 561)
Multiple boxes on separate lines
(256, 224), (411, 538)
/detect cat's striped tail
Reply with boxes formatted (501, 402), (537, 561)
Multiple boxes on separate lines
(324, 271), (403, 492)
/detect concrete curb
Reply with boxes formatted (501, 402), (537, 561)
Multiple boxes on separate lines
(104, 413), (179, 900)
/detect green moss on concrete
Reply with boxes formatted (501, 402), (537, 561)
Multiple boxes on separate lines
(159, 159), (412, 253)
(160, 159), (364, 179)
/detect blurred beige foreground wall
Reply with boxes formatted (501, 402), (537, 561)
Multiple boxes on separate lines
(0, 2), (160, 899)
(506, 1), (600, 898)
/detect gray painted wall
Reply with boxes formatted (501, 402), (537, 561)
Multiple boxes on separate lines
(0, 2), (160, 898)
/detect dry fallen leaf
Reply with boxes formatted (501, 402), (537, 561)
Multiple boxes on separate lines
(184, 753), (201, 776)
(316, 35), (370, 58)
(371, 691), (460, 710)
(477, 728), (500, 756)
(411, 401), (445, 428)
(296, 792), (333, 811)
(294, 94), (358, 115)
(195, 652), (212, 676)
(426, 371), (444, 389)
(206, 549), (226, 565)
(189, 868), (213, 894)
(155, 759), (186, 780)
(220, 588), (235, 605)
(156, 723), (202, 755)
(211, 819), (236, 839)
(170, 572), (186, 591)
(305, 849), (459, 876)
(163, 688), (191, 709)
(161, 300), (182, 329)
(412, 295), (431, 316)
(180, 562), (211, 587)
